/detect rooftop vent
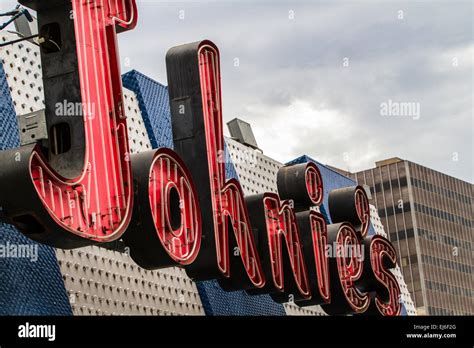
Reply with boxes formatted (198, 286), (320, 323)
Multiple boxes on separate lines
(375, 157), (403, 167)
(227, 118), (259, 149)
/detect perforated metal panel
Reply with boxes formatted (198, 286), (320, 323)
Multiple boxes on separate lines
(0, 30), (204, 316)
(57, 247), (203, 315)
(369, 205), (417, 315)
(123, 89), (152, 154)
(0, 33), (44, 115)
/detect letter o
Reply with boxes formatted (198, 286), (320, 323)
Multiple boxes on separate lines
(123, 148), (201, 269)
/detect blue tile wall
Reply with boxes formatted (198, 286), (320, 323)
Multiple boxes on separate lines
(122, 70), (173, 149)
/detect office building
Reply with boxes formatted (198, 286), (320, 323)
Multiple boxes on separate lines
(351, 158), (473, 315)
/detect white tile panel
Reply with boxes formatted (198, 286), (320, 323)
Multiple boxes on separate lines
(0, 32), (44, 115)
(370, 205), (417, 315)
(123, 89), (152, 154)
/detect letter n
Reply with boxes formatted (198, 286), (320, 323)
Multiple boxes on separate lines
(246, 193), (311, 302)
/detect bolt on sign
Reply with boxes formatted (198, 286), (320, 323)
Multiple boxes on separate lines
(0, 0), (400, 316)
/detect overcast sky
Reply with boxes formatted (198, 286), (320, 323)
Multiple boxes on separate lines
(2, 0), (472, 182)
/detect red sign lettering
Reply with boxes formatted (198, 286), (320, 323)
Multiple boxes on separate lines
(0, 2), (401, 315)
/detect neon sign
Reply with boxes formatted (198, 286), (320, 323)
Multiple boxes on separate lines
(0, 0), (400, 316)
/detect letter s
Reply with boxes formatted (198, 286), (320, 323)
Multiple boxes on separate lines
(361, 235), (402, 316)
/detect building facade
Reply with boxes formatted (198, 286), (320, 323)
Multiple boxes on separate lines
(351, 158), (473, 315)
